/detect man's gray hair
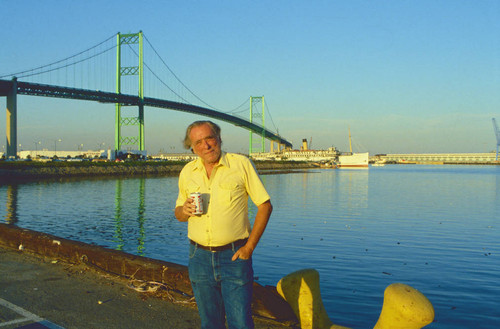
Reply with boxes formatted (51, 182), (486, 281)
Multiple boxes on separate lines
(183, 120), (222, 149)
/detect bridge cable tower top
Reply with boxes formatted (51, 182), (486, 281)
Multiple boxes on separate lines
(249, 96), (265, 154)
(115, 32), (145, 154)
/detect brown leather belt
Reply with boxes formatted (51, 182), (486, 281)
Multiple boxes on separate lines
(190, 238), (248, 252)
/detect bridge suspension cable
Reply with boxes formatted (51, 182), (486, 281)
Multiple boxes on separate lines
(227, 98), (250, 114)
(138, 35), (283, 140)
(264, 100), (279, 133)
(143, 33), (278, 130)
(1, 31), (290, 153)
(125, 42), (191, 104)
(0, 34), (117, 80)
(0, 31), (272, 128)
(143, 34), (220, 110)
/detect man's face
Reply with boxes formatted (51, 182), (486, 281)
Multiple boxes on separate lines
(189, 123), (222, 165)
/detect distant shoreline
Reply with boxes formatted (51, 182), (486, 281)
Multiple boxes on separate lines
(1, 159), (498, 184)
(0, 160), (318, 184)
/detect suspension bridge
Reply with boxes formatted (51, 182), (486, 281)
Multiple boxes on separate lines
(0, 31), (292, 158)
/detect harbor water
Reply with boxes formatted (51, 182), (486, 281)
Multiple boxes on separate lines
(1, 165), (499, 328)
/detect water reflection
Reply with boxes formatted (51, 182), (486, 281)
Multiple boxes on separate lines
(496, 171), (500, 218)
(137, 179), (146, 255)
(114, 180), (124, 251)
(264, 170), (369, 220)
(337, 170), (369, 211)
(4, 185), (19, 224)
(2, 167), (499, 329)
(113, 179), (146, 255)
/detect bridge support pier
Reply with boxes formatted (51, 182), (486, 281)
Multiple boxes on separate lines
(270, 141), (283, 153)
(269, 141), (285, 153)
(6, 78), (17, 158)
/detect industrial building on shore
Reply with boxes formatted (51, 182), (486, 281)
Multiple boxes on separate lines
(375, 153), (498, 164)
(2, 148), (498, 165)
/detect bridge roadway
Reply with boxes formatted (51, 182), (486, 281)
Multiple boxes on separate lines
(0, 78), (292, 151)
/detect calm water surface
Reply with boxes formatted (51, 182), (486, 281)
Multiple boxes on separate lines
(1, 165), (499, 328)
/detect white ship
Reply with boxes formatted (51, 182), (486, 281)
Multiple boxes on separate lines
(337, 152), (369, 168)
(251, 131), (369, 168)
(251, 139), (339, 162)
(336, 127), (369, 168)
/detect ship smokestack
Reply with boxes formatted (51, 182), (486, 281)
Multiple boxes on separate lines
(302, 138), (308, 151)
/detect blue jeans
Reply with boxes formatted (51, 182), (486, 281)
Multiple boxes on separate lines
(188, 243), (254, 329)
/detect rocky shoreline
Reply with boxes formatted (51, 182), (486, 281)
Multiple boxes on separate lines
(0, 161), (318, 183)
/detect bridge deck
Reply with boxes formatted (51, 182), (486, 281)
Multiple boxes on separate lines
(0, 79), (292, 148)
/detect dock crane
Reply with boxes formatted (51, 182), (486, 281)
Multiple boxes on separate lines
(493, 118), (500, 161)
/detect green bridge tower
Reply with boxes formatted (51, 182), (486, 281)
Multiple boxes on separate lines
(115, 32), (145, 156)
(249, 96), (265, 154)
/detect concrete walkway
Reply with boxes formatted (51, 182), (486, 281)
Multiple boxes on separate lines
(0, 247), (294, 329)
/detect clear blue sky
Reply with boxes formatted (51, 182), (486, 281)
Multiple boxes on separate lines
(1, 0), (499, 155)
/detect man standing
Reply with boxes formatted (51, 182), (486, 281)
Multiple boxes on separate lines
(175, 120), (273, 329)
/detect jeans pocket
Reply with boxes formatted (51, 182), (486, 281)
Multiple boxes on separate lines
(224, 255), (253, 283)
(188, 243), (197, 259)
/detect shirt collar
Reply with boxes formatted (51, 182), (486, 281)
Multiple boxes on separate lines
(218, 151), (229, 168)
(193, 151), (228, 171)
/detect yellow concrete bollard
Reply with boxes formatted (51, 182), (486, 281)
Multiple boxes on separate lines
(374, 283), (435, 329)
(276, 268), (351, 329)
